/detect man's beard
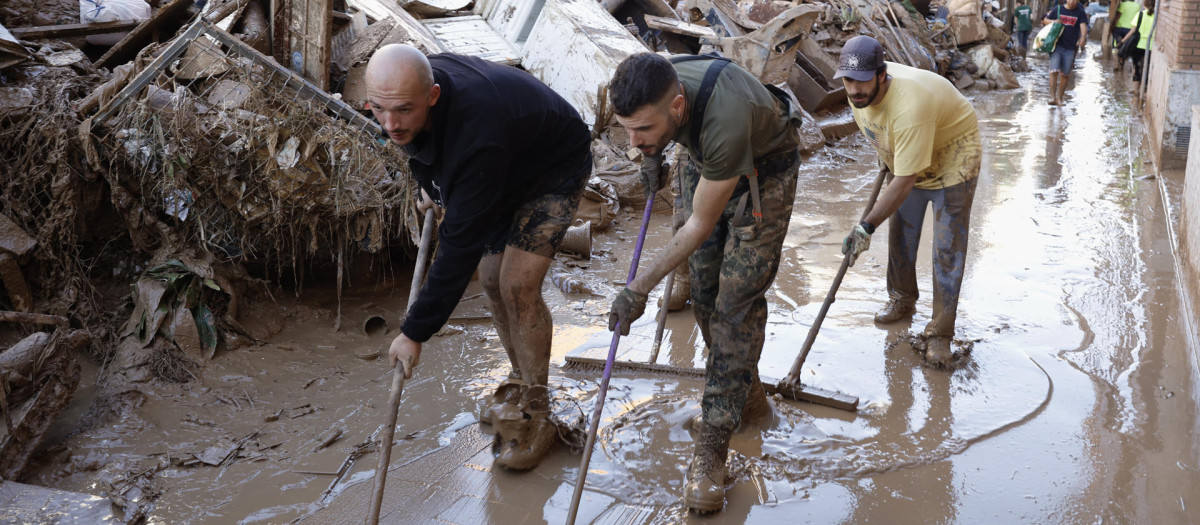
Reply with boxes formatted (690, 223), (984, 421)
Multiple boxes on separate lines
(850, 80), (879, 109)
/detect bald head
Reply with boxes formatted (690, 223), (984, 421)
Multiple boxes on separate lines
(365, 44), (441, 146)
(366, 44), (433, 93)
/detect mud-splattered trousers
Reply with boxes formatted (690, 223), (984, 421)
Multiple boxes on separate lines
(679, 149), (799, 432)
(887, 132), (981, 338)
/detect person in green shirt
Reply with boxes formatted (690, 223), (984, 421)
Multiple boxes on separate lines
(1110, 0), (1142, 71)
(607, 52), (802, 514)
(1014, 0), (1034, 57)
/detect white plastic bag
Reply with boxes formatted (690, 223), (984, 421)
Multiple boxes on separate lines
(79, 0), (151, 46)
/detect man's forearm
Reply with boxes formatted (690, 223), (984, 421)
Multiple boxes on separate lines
(863, 173), (916, 228)
(628, 219), (710, 295)
(628, 175), (737, 295)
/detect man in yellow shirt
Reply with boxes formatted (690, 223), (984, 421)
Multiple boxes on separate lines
(836, 36), (981, 366)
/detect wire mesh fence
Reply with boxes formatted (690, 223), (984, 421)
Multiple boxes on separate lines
(87, 17), (418, 268)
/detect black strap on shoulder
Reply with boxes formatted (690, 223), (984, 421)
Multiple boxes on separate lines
(669, 54), (731, 164)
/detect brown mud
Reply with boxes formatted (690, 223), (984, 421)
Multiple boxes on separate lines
(19, 54), (1200, 524)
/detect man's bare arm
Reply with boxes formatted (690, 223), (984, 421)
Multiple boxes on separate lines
(862, 172), (916, 228)
(628, 176), (739, 295)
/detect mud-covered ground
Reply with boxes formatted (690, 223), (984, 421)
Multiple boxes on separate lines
(19, 52), (1200, 524)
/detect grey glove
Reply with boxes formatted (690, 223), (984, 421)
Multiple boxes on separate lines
(608, 287), (648, 336)
(639, 154), (667, 201)
(841, 223), (872, 267)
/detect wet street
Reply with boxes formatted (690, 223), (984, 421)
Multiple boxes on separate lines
(26, 51), (1200, 524)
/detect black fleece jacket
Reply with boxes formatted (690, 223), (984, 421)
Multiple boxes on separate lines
(399, 54), (591, 342)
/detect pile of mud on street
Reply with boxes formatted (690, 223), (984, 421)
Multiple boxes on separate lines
(4, 0), (1200, 523)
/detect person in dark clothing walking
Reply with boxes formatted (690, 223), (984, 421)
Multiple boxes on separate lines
(366, 44), (592, 471)
(1044, 0), (1089, 106)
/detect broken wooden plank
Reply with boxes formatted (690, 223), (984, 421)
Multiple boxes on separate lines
(421, 15), (520, 65)
(0, 22), (32, 70)
(345, 0), (444, 52)
(632, 0), (680, 20)
(402, 0), (473, 17)
(95, 0), (196, 70)
(8, 21), (142, 40)
(281, 0), (333, 90)
(0, 310), (68, 326)
(644, 14), (717, 40)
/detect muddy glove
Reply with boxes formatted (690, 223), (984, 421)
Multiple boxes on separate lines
(608, 287), (648, 336)
(639, 154), (667, 202)
(841, 222), (874, 267)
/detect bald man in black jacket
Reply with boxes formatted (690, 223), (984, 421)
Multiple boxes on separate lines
(366, 44), (591, 471)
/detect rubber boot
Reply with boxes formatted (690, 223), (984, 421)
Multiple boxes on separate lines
(479, 379), (525, 426)
(1049, 74), (1059, 106)
(689, 376), (771, 431)
(874, 300), (916, 324)
(668, 264), (691, 312)
(684, 422), (732, 514)
(495, 384), (556, 471)
(925, 336), (953, 366)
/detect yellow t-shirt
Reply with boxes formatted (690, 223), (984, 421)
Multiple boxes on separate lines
(851, 62), (981, 189)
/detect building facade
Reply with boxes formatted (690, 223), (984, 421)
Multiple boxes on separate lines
(1144, 0), (1200, 169)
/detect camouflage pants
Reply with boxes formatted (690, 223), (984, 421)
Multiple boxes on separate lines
(680, 150), (798, 432)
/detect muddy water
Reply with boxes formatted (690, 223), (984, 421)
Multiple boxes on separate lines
(28, 54), (1200, 524)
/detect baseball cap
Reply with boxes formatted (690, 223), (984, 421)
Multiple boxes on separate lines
(834, 36), (885, 82)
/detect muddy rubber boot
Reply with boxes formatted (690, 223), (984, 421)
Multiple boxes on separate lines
(684, 422), (732, 514)
(668, 265), (691, 311)
(874, 300), (916, 324)
(495, 385), (556, 471)
(925, 336), (953, 366)
(480, 379), (525, 426)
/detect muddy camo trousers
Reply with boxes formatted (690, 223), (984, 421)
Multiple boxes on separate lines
(887, 176), (978, 338)
(678, 150), (798, 432)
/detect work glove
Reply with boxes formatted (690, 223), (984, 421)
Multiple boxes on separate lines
(639, 154), (667, 201)
(607, 287), (648, 336)
(841, 222), (873, 267)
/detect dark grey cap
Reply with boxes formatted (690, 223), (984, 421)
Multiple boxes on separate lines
(834, 36), (885, 82)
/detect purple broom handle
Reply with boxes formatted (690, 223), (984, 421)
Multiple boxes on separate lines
(565, 197), (656, 524)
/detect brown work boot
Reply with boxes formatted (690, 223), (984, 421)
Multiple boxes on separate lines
(925, 336), (953, 366)
(874, 300), (916, 324)
(740, 377), (771, 424)
(494, 385), (556, 471)
(479, 379), (525, 426)
(684, 422), (732, 514)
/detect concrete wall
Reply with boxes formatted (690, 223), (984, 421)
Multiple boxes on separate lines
(1143, 0), (1200, 170)
(1186, 106), (1200, 295)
